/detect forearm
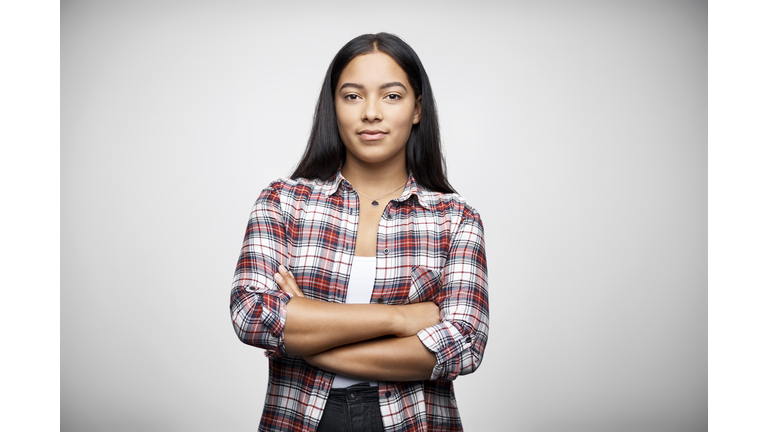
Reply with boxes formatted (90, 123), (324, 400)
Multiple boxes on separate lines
(283, 297), (403, 356)
(304, 335), (437, 382)
(278, 265), (440, 356)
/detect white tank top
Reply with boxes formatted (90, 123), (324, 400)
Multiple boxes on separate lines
(331, 256), (379, 388)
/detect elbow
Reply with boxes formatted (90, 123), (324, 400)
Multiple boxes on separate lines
(432, 338), (487, 381)
(229, 287), (288, 357)
(230, 307), (287, 358)
(458, 343), (485, 377)
(230, 304), (264, 347)
(231, 313), (257, 346)
(453, 323), (488, 378)
(421, 319), (488, 381)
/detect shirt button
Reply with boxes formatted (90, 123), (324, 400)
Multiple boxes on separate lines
(383, 248), (389, 254)
(385, 391), (392, 397)
(465, 336), (472, 344)
(376, 298), (385, 304)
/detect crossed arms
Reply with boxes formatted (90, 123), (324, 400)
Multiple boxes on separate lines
(229, 184), (489, 382)
(275, 264), (440, 381)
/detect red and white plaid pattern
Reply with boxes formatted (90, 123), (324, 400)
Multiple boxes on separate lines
(230, 170), (489, 432)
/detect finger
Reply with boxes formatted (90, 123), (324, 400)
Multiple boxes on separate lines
(278, 265), (305, 297)
(274, 271), (292, 293)
(275, 272), (302, 297)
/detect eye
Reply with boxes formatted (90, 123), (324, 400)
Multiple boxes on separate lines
(344, 94), (361, 101)
(385, 94), (402, 101)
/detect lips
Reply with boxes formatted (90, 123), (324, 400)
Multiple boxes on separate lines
(358, 129), (388, 141)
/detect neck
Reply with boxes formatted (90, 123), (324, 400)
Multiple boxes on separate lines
(341, 153), (409, 196)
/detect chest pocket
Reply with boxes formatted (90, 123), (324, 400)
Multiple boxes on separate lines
(408, 266), (443, 304)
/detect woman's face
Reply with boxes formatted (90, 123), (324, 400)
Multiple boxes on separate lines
(335, 52), (421, 168)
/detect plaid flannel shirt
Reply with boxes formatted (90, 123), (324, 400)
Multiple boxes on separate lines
(230, 170), (489, 432)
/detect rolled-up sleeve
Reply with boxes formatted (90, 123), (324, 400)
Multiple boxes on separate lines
(417, 207), (489, 381)
(230, 185), (293, 359)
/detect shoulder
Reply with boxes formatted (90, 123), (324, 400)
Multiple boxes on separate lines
(258, 176), (333, 202)
(416, 188), (483, 225)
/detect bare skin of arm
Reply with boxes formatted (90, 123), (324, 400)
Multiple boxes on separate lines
(276, 265), (441, 357)
(304, 335), (436, 381)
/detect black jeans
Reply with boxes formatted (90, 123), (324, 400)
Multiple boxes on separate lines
(316, 383), (385, 432)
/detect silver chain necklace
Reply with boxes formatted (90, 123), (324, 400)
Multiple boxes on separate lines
(356, 181), (408, 207)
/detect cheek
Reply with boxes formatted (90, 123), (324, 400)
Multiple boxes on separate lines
(335, 107), (356, 134)
(392, 110), (416, 133)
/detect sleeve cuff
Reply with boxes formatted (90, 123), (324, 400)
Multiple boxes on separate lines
(244, 284), (293, 359)
(417, 321), (475, 381)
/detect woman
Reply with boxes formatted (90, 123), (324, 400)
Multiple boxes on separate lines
(230, 32), (489, 432)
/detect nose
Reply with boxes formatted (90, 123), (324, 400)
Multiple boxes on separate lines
(361, 99), (382, 122)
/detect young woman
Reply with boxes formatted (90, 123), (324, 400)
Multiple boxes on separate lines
(230, 33), (489, 432)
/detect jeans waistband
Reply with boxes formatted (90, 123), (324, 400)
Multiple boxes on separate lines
(327, 383), (379, 404)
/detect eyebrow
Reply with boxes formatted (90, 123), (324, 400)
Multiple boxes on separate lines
(338, 81), (408, 93)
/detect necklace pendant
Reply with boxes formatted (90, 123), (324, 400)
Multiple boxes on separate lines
(371, 200), (379, 207)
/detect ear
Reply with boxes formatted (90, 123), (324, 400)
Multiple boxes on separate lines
(412, 96), (422, 125)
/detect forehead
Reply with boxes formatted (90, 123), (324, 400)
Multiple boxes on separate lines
(337, 52), (411, 90)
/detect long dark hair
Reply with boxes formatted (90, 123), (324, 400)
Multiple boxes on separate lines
(290, 32), (455, 194)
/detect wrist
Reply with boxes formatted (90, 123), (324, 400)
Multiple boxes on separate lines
(390, 305), (407, 337)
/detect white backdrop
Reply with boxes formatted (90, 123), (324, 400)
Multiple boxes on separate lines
(61, 0), (706, 431)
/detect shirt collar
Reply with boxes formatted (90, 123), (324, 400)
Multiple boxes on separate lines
(323, 168), (430, 209)
(321, 168), (346, 197)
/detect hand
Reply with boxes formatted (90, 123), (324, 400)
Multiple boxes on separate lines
(274, 265), (305, 297)
(395, 301), (441, 338)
